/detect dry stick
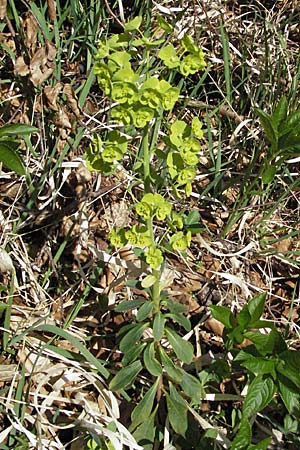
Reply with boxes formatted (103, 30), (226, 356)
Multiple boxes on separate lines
(103, 0), (124, 29)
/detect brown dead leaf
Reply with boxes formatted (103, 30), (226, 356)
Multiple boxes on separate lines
(46, 41), (57, 61)
(44, 83), (62, 110)
(54, 107), (72, 129)
(63, 83), (81, 118)
(273, 238), (291, 253)
(23, 14), (38, 53)
(14, 55), (30, 76)
(47, 0), (56, 21)
(0, 0), (7, 20)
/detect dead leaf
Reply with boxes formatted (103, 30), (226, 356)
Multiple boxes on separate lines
(44, 83), (62, 110)
(23, 14), (38, 53)
(63, 83), (81, 118)
(54, 107), (72, 129)
(14, 55), (30, 76)
(47, 0), (56, 21)
(0, 0), (7, 20)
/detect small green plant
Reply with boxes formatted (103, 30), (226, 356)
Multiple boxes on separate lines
(86, 16), (207, 446)
(211, 293), (300, 449)
(256, 95), (300, 184)
(0, 123), (37, 175)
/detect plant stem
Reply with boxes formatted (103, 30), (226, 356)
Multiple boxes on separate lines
(152, 268), (161, 314)
(142, 125), (151, 193)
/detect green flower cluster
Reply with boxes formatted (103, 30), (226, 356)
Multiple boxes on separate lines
(85, 130), (128, 174)
(93, 49), (180, 131)
(136, 193), (172, 221)
(166, 117), (203, 196)
(158, 34), (206, 76)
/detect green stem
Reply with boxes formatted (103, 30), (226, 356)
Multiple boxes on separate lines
(152, 268), (161, 314)
(142, 125), (151, 193)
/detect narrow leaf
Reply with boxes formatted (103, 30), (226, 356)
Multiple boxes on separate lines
(159, 347), (184, 382)
(0, 124), (38, 137)
(136, 301), (153, 321)
(143, 342), (162, 376)
(115, 298), (145, 312)
(255, 108), (278, 147)
(122, 342), (146, 365)
(180, 372), (203, 403)
(166, 391), (188, 436)
(10, 323), (108, 378)
(109, 360), (142, 391)
(153, 312), (165, 341)
(131, 377), (160, 427)
(166, 313), (191, 331)
(0, 142), (26, 175)
(133, 407), (157, 445)
(119, 322), (149, 353)
(165, 328), (194, 364)
(271, 95), (288, 129)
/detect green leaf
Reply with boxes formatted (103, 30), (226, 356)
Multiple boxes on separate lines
(165, 298), (186, 314)
(143, 342), (162, 376)
(248, 437), (272, 450)
(244, 329), (286, 355)
(122, 342), (147, 365)
(230, 418), (251, 450)
(281, 108), (300, 135)
(166, 313), (191, 332)
(141, 274), (157, 288)
(180, 372), (203, 403)
(278, 380), (300, 417)
(124, 16), (142, 31)
(210, 305), (235, 329)
(153, 312), (166, 341)
(166, 388), (188, 436)
(240, 357), (276, 377)
(136, 301), (153, 321)
(0, 142), (26, 175)
(159, 347), (184, 382)
(165, 327), (194, 364)
(237, 304), (251, 328)
(247, 292), (266, 324)
(184, 209), (200, 226)
(119, 322), (149, 353)
(158, 44), (180, 69)
(133, 407), (157, 447)
(191, 117), (203, 139)
(255, 108), (278, 147)
(109, 360), (142, 391)
(243, 376), (275, 419)
(156, 15), (173, 33)
(0, 124), (38, 137)
(261, 163), (277, 184)
(115, 298), (145, 312)
(272, 95), (288, 129)
(277, 350), (300, 389)
(131, 378), (160, 428)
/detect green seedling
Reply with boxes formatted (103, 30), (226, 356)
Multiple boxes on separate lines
(211, 293), (300, 448)
(256, 95), (300, 183)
